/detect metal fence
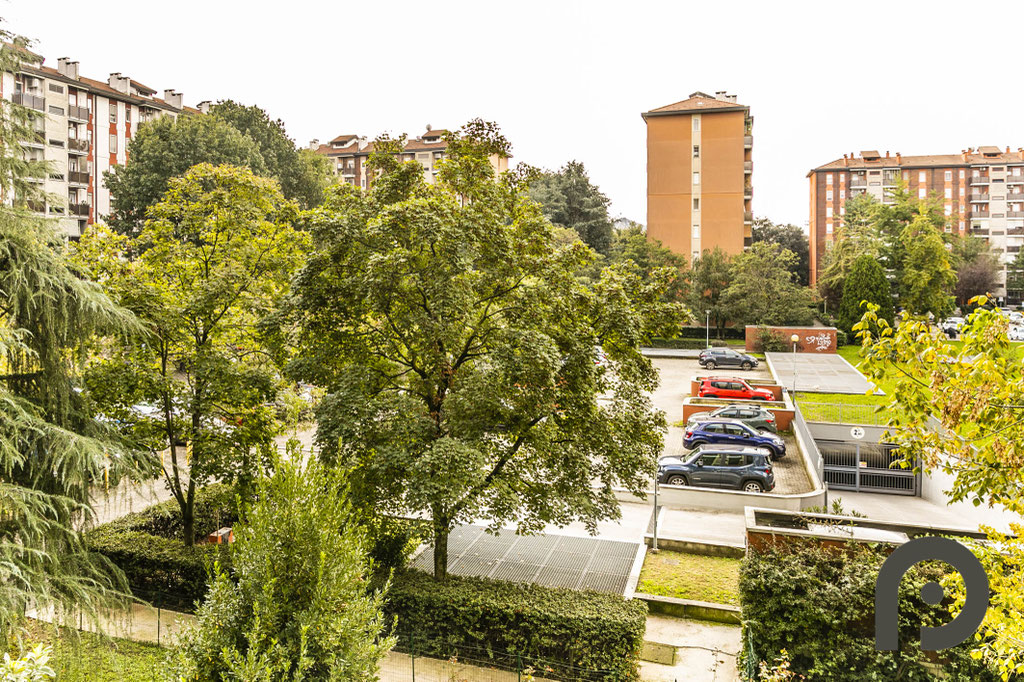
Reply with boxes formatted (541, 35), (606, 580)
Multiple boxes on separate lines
(817, 440), (919, 495)
(797, 402), (888, 426)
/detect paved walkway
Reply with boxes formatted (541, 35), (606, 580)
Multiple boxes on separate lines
(828, 490), (1023, 534)
(642, 348), (702, 359)
(765, 352), (878, 394)
(641, 615), (741, 681)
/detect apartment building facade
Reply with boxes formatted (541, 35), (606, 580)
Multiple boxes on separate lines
(310, 126), (508, 189)
(642, 91), (753, 260)
(809, 147), (1024, 300)
(2, 45), (200, 237)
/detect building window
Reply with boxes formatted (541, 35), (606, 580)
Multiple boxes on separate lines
(826, 174), (833, 185)
(826, 190), (833, 201)
(945, 170), (952, 181)
(826, 222), (833, 234)
(960, 169), (966, 179)
(48, 83), (64, 94)
(960, 187), (965, 196)
(945, 188), (952, 199)
(693, 145), (700, 159)
(945, 206), (952, 216)
(826, 207), (833, 218)
(840, 206), (845, 215)
(959, 221), (965, 231)
(109, 135), (118, 154)
(692, 171), (700, 185)
(109, 107), (117, 124)
(839, 190), (846, 199)
(692, 225), (700, 239)
(692, 118), (699, 132)
(918, 171), (926, 182)
(693, 198), (700, 211)
(48, 105), (64, 116)
(919, 188), (927, 199)
(125, 106), (131, 123)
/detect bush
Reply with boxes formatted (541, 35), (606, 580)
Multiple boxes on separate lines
(674, 326), (745, 340)
(835, 329), (849, 347)
(740, 543), (999, 681)
(86, 485), (238, 611)
(754, 326), (789, 353)
(385, 569), (647, 681)
(646, 337), (709, 349)
(710, 339), (730, 348)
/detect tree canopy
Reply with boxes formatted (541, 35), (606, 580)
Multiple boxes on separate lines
(838, 254), (892, 336)
(752, 217), (810, 286)
(688, 247), (732, 338)
(529, 161), (614, 254)
(606, 225), (689, 303)
(288, 121), (683, 579)
(898, 212), (956, 318)
(722, 242), (816, 327)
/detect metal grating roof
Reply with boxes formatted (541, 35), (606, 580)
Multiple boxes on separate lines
(411, 525), (641, 595)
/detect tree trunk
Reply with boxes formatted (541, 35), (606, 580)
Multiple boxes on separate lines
(182, 479), (196, 546)
(432, 520), (449, 580)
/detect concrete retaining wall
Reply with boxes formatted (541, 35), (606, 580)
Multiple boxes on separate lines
(682, 398), (795, 430)
(689, 377), (785, 401)
(635, 592), (742, 625)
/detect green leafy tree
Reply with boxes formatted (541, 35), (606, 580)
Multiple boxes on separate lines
(819, 194), (882, 306)
(289, 121), (683, 579)
(857, 301), (1024, 677)
(899, 212), (956, 318)
(688, 247), (733, 338)
(169, 450), (394, 681)
(606, 224), (689, 303)
(104, 114), (266, 233)
(838, 255), (892, 336)
(752, 217), (810, 286)
(1006, 250), (1024, 305)
(723, 242), (816, 326)
(77, 164), (309, 544)
(529, 160), (614, 254)
(210, 100), (332, 209)
(0, 32), (135, 636)
(950, 237), (1000, 309)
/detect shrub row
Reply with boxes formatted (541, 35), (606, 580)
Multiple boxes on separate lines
(385, 569), (647, 681)
(740, 542), (999, 681)
(86, 484), (238, 611)
(673, 326), (745, 340)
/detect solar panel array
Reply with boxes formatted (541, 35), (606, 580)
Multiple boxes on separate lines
(411, 525), (641, 595)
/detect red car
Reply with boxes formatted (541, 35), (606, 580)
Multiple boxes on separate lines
(697, 377), (774, 401)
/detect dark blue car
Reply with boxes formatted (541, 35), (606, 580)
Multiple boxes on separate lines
(657, 445), (775, 493)
(683, 418), (786, 459)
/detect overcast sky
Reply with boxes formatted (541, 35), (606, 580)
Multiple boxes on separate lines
(6, 0), (1023, 230)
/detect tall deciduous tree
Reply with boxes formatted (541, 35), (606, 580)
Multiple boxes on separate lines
(951, 236), (1000, 309)
(857, 302), (1023, 678)
(688, 247), (733, 338)
(819, 193), (882, 305)
(899, 212), (956, 318)
(723, 242), (816, 326)
(170, 450), (394, 680)
(752, 217), (810, 286)
(1006, 250), (1024, 305)
(289, 121), (683, 579)
(0, 32), (135, 636)
(210, 100), (332, 209)
(78, 164), (309, 544)
(838, 254), (892, 336)
(607, 225), (689, 303)
(529, 161), (614, 254)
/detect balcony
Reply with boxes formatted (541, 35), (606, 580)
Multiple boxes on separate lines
(744, 211), (753, 223)
(743, 135), (752, 149)
(1007, 227), (1024, 235)
(68, 170), (89, 185)
(21, 130), (45, 148)
(970, 192), (990, 202)
(744, 185), (753, 199)
(972, 227), (990, 235)
(1007, 176), (1024, 185)
(1009, 211), (1024, 218)
(1010, 246), (1022, 254)
(67, 138), (89, 154)
(970, 175), (990, 185)
(24, 200), (45, 214)
(744, 161), (752, 173)
(68, 202), (90, 217)
(849, 178), (867, 188)
(13, 92), (45, 111)
(68, 105), (89, 121)
(1008, 192), (1024, 201)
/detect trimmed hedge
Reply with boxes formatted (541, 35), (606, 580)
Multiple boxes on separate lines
(86, 485), (238, 611)
(740, 542), (999, 681)
(385, 569), (647, 681)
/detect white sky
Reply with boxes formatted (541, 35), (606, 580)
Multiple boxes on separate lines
(5, 0), (1024, 230)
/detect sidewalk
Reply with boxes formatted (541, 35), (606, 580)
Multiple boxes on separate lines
(640, 615), (741, 682)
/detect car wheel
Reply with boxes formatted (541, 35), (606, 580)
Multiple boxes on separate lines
(772, 446), (784, 459)
(743, 481), (764, 493)
(705, 361), (716, 370)
(752, 396), (766, 401)
(741, 361), (753, 370)
(667, 475), (688, 486)
(690, 440), (707, 449)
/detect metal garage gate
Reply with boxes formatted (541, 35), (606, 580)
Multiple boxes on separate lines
(818, 440), (920, 496)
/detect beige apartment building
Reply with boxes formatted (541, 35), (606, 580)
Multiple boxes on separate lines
(2, 44), (201, 237)
(809, 147), (1024, 300)
(642, 91), (753, 260)
(310, 126), (508, 189)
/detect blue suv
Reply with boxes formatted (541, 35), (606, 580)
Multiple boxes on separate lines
(683, 418), (786, 459)
(658, 445), (775, 493)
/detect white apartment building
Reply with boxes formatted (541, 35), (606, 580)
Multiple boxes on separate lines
(2, 44), (203, 237)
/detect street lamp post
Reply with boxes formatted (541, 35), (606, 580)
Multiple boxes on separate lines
(705, 310), (711, 348)
(790, 333), (800, 398)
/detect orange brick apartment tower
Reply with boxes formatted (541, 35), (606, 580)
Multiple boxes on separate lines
(643, 91), (753, 260)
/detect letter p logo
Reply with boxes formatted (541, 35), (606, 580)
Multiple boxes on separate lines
(875, 536), (989, 651)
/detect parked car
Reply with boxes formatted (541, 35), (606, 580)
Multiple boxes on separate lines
(697, 377), (774, 402)
(1010, 325), (1024, 342)
(698, 347), (759, 370)
(683, 418), (786, 459)
(686, 404), (778, 433)
(938, 317), (965, 338)
(657, 445), (775, 493)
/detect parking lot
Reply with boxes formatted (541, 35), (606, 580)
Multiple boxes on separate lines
(650, 356), (813, 496)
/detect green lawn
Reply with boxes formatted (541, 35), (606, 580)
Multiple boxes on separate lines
(638, 550), (740, 606)
(24, 622), (167, 681)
